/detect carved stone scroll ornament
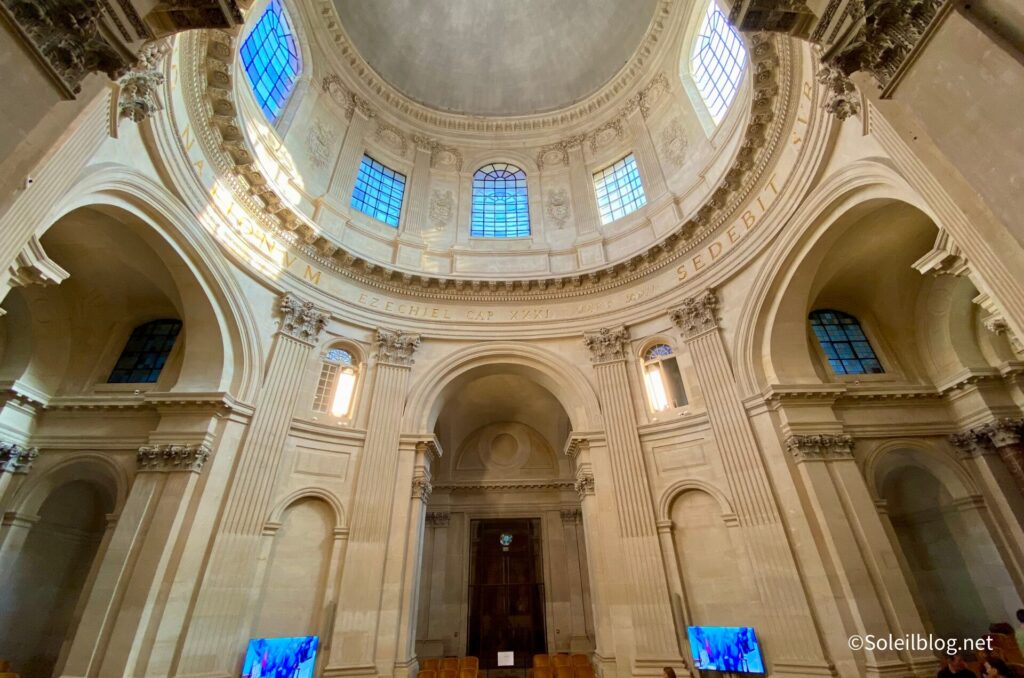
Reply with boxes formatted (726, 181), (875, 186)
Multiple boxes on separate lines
(815, 61), (860, 120)
(785, 434), (854, 462)
(277, 293), (329, 344)
(0, 442), (39, 474)
(375, 328), (420, 367)
(136, 443), (211, 472)
(583, 326), (630, 364)
(118, 40), (170, 122)
(669, 289), (720, 340)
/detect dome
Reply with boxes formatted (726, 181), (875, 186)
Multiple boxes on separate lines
(332, 0), (661, 116)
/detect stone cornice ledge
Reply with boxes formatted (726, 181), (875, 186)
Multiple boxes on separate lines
(41, 391), (253, 415)
(432, 480), (576, 493)
(182, 29), (793, 301)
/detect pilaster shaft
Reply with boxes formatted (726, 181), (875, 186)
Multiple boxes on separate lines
(179, 293), (328, 675)
(582, 328), (683, 665)
(670, 290), (827, 668)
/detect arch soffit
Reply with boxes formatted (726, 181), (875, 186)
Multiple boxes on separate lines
(732, 159), (940, 394)
(403, 342), (603, 434)
(12, 452), (129, 518)
(658, 478), (737, 524)
(34, 165), (264, 403)
(266, 486), (347, 529)
(862, 438), (979, 503)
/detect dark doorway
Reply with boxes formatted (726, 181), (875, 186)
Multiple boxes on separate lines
(467, 518), (547, 668)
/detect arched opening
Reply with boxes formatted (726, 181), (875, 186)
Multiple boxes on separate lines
(0, 479), (114, 678)
(416, 363), (594, 667)
(877, 450), (1018, 639)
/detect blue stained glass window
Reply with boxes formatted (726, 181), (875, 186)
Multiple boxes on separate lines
(809, 310), (884, 375)
(107, 319), (182, 384)
(594, 154), (647, 224)
(471, 163), (530, 238)
(350, 155), (407, 227)
(240, 0), (301, 123)
(690, 1), (747, 124)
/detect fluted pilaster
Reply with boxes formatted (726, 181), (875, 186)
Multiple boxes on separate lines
(670, 289), (828, 669)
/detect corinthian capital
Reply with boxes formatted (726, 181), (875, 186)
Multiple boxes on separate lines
(785, 434), (854, 462)
(137, 443), (211, 473)
(375, 328), (421, 367)
(669, 289), (719, 339)
(583, 326), (630, 364)
(0, 443), (39, 474)
(278, 293), (329, 344)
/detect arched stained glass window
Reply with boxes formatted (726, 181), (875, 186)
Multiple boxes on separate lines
(471, 163), (530, 238)
(107, 319), (182, 384)
(313, 347), (359, 418)
(240, 0), (301, 123)
(690, 1), (746, 124)
(642, 343), (688, 411)
(809, 310), (884, 375)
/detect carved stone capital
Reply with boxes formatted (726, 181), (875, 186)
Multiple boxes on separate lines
(136, 443), (210, 472)
(0, 443), (39, 474)
(574, 472), (596, 500)
(411, 476), (433, 502)
(375, 328), (420, 367)
(560, 508), (582, 525)
(785, 434), (854, 462)
(118, 40), (170, 122)
(669, 289), (719, 340)
(949, 430), (996, 459)
(426, 511), (449, 527)
(278, 293), (329, 344)
(816, 61), (860, 120)
(583, 326), (630, 364)
(982, 418), (1024, 449)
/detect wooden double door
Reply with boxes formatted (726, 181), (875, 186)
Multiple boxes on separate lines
(467, 518), (547, 668)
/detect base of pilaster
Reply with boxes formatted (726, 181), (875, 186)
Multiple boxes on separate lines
(633, 656), (690, 678)
(770, 659), (837, 676)
(392, 657), (418, 678)
(323, 664), (379, 678)
(864, 655), (939, 678)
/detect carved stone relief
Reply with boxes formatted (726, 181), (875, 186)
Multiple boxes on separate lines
(545, 189), (571, 229)
(305, 118), (336, 169)
(375, 121), (408, 157)
(658, 116), (688, 168)
(429, 189), (454, 230)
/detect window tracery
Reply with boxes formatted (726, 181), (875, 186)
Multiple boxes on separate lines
(593, 154), (647, 224)
(351, 155), (407, 227)
(809, 310), (884, 375)
(241, 0), (301, 123)
(690, 1), (746, 124)
(471, 163), (530, 238)
(107, 319), (182, 384)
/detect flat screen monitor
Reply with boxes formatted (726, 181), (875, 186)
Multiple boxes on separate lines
(687, 626), (765, 674)
(242, 635), (319, 678)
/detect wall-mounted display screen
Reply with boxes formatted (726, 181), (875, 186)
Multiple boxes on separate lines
(686, 626), (765, 673)
(242, 636), (319, 678)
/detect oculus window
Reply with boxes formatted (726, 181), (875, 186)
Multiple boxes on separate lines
(471, 163), (530, 238)
(240, 0), (301, 123)
(809, 310), (884, 375)
(108, 319), (182, 384)
(351, 155), (407, 227)
(313, 347), (358, 418)
(690, 1), (746, 124)
(594, 154), (647, 225)
(642, 343), (688, 411)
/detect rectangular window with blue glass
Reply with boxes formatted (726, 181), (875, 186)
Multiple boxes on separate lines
(350, 154), (407, 227)
(594, 154), (647, 224)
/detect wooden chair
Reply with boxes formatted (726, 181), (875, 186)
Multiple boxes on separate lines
(533, 655), (551, 668)
(555, 666), (573, 678)
(533, 667), (554, 678)
(421, 659), (441, 671)
(459, 669), (477, 678)
(442, 658), (460, 671)
(419, 671), (437, 678)
(440, 668), (458, 678)
(460, 657), (479, 671)
(552, 655), (571, 668)
(570, 655), (589, 667)
(573, 667), (595, 678)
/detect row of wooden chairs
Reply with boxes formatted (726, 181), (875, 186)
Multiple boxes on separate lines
(420, 656), (478, 678)
(529, 666), (595, 678)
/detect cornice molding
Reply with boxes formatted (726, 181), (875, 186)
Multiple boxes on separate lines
(432, 480), (576, 493)
(181, 29), (794, 301)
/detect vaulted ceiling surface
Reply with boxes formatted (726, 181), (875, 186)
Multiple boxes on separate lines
(333, 0), (660, 116)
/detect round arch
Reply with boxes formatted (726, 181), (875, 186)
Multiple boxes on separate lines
(265, 487), (347, 530)
(862, 438), (980, 505)
(658, 478), (737, 524)
(403, 342), (603, 434)
(28, 165), (263, 402)
(11, 452), (128, 519)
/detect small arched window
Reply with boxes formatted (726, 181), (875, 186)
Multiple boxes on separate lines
(312, 347), (359, 417)
(642, 343), (688, 411)
(107, 319), (182, 383)
(690, 1), (746, 124)
(471, 163), (530, 238)
(809, 310), (884, 375)
(240, 0), (301, 123)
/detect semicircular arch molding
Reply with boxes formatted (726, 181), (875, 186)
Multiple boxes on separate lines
(862, 438), (980, 505)
(265, 486), (347, 529)
(658, 478), (737, 524)
(12, 452), (129, 519)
